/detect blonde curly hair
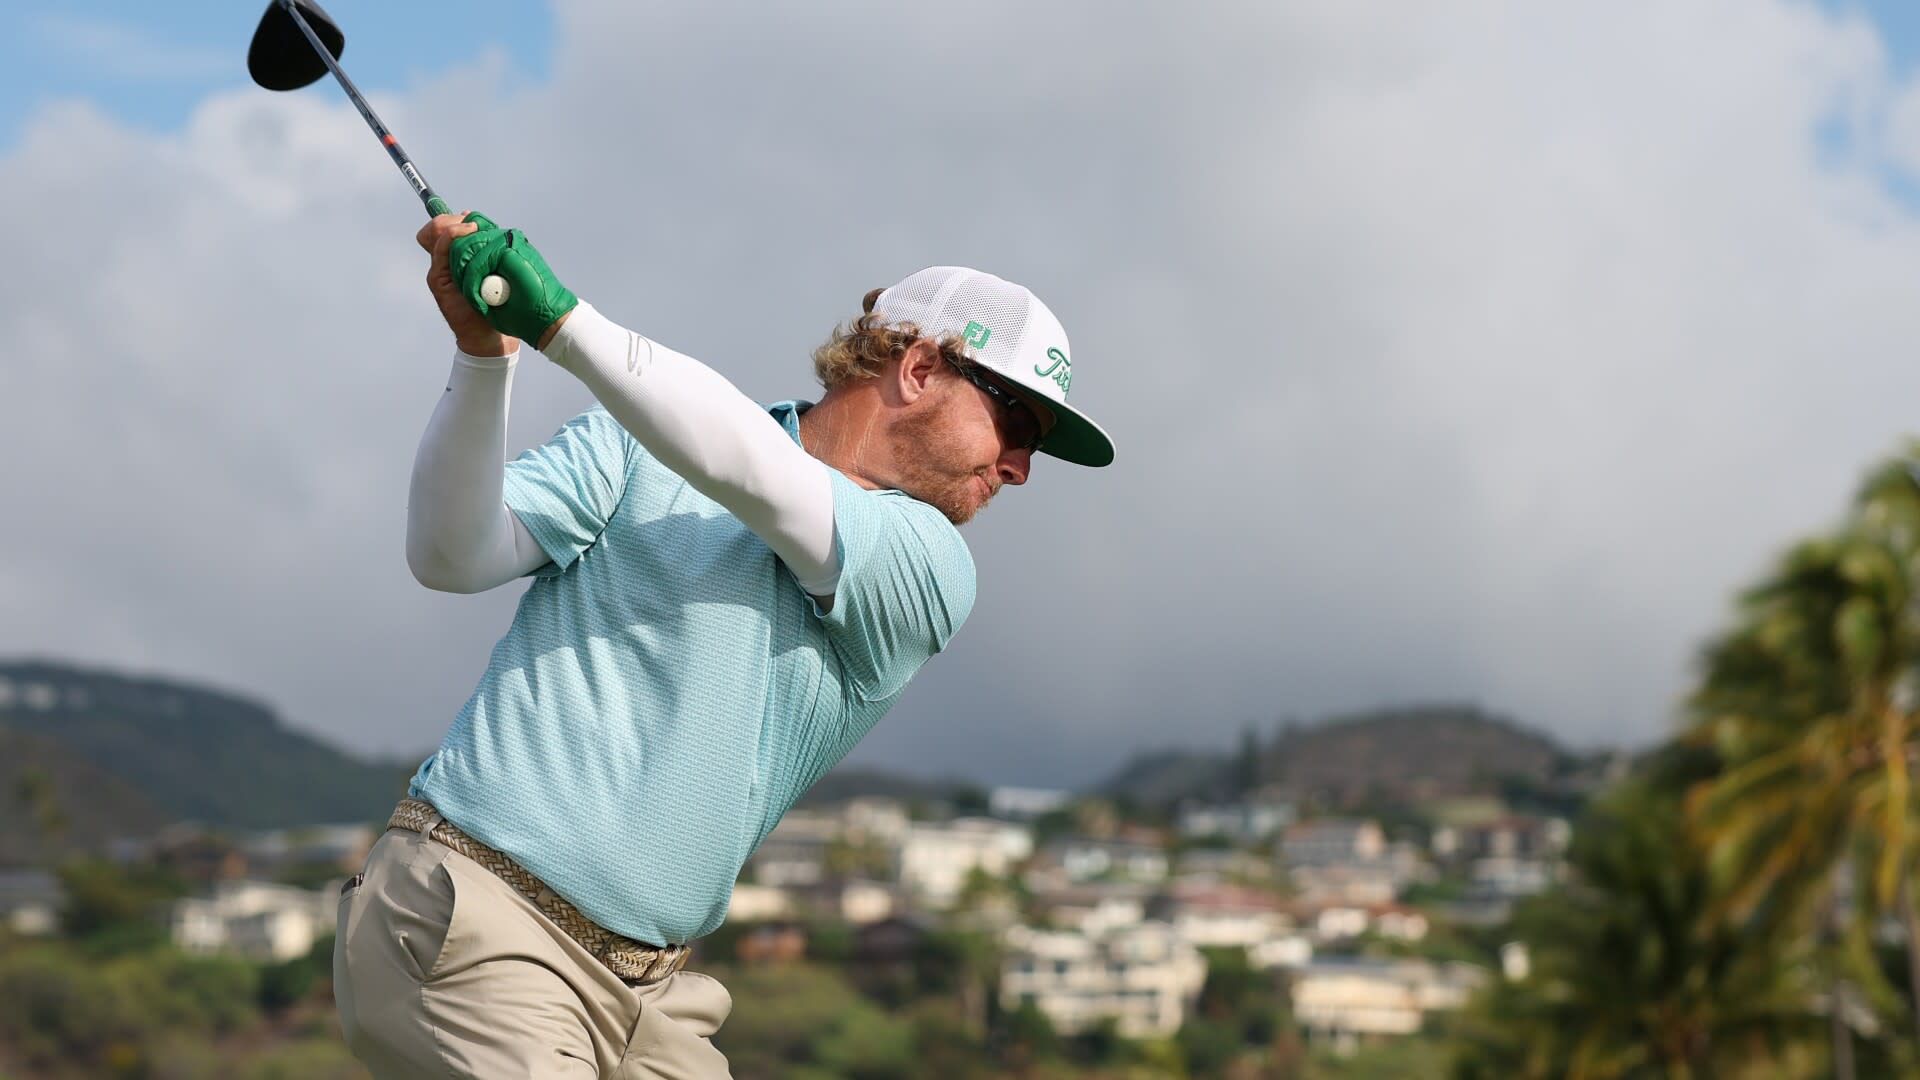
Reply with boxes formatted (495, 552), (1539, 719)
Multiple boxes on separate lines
(812, 287), (971, 390)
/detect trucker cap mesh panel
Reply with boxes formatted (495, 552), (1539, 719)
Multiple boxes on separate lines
(875, 267), (1033, 374)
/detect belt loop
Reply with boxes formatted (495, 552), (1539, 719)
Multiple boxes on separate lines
(392, 797), (444, 837)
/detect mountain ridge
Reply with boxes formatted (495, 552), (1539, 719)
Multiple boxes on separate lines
(1095, 704), (1590, 810)
(0, 659), (417, 846)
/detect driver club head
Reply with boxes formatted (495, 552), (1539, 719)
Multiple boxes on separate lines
(248, 0), (346, 91)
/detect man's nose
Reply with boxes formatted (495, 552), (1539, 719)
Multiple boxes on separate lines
(996, 447), (1032, 487)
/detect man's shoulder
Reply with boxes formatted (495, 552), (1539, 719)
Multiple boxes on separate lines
(829, 473), (971, 561)
(829, 479), (977, 637)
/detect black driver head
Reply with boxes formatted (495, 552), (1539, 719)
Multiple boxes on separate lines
(248, 0), (346, 91)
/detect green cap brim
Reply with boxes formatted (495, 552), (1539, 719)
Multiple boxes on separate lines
(1037, 402), (1114, 467)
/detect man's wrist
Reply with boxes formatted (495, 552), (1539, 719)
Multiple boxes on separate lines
(456, 332), (518, 357)
(535, 310), (573, 352)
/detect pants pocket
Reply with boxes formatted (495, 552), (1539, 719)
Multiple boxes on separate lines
(334, 833), (473, 1076)
(658, 972), (733, 1039)
(333, 878), (367, 1049)
(424, 851), (490, 982)
(616, 970), (737, 1078)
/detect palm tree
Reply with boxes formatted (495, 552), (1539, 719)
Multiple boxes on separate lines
(1687, 447), (1920, 1058)
(1451, 758), (1824, 1079)
(1851, 449), (1920, 1027)
(1456, 445), (1920, 1077)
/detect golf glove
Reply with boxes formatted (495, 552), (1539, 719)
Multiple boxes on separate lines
(449, 212), (579, 343)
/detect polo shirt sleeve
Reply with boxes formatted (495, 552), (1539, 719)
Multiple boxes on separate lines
(502, 406), (633, 577)
(812, 470), (977, 700)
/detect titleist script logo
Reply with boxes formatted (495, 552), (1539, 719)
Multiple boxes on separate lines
(1036, 347), (1071, 393)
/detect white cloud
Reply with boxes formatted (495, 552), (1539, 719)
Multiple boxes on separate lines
(31, 14), (232, 83)
(9, 0), (1920, 786)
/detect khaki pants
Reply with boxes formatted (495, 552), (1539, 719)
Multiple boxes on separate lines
(334, 825), (733, 1078)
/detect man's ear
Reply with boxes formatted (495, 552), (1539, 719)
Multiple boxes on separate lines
(894, 339), (944, 405)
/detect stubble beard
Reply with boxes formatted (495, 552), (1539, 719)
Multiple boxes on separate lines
(892, 408), (993, 526)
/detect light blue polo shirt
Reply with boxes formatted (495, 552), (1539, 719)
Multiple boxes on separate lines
(407, 401), (975, 946)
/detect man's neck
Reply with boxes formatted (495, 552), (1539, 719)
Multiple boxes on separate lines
(797, 393), (885, 491)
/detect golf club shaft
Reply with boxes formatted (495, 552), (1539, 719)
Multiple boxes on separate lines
(277, 0), (450, 218)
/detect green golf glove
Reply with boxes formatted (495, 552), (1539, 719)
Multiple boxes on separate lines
(448, 212), (579, 344)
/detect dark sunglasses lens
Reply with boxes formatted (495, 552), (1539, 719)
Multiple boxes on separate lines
(980, 378), (1039, 450)
(954, 358), (1042, 451)
(1007, 405), (1041, 451)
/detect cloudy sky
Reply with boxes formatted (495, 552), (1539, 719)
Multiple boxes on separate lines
(9, 0), (1920, 788)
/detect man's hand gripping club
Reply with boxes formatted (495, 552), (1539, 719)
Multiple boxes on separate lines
(419, 211), (578, 354)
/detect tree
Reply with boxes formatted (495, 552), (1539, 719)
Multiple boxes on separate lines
(708, 963), (867, 1076)
(1235, 724), (1262, 794)
(1176, 1014), (1243, 1078)
(1687, 449), (1920, 1057)
(13, 765), (67, 852)
(1450, 761), (1824, 1079)
(823, 835), (892, 879)
(914, 926), (1000, 1038)
(905, 999), (992, 1080)
(54, 855), (185, 951)
(808, 1002), (916, 1080)
(1001, 998), (1059, 1067)
(258, 934), (334, 1013)
(1065, 1016), (1129, 1068)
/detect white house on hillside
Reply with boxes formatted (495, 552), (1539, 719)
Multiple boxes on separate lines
(1027, 882), (1153, 936)
(1149, 883), (1291, 951)
(1178, 799), (1294, 844)
(1000, 921), (1207, 1038)
(1051, 839), (1169, 884)
(171, 879), (338, 962)
(1291, 958), (1487, 1052)
(989, 787), (1071, 820)
(0, 870), (62, 936)
(1287, 863), (1400, 905)
(898, 818), (1033, 904)
(1172, 849), (1277, 886)
(1281, 820), (1386, 867)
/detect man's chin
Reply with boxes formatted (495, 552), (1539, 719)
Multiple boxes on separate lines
(926, 484), (987, 527)
(940, 495), (983, 527)
(897, 473), (992, 526)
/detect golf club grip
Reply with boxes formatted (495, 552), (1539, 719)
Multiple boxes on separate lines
(422, 199), (511, 305)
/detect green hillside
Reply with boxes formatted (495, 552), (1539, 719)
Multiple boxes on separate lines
(1099, 704), (1587, 810)
(1263, 704), (1564, 805)
(0, 729), (172, 863)
(0, 660), (417, 835)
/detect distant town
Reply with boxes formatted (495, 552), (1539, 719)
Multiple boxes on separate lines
(2, 767), (1602, 1057)
(0, 659), (1629, 1076)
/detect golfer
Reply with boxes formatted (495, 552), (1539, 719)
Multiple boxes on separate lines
(332, 211), (1114, 1078)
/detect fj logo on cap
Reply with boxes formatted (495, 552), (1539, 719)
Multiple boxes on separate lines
(1037, 347), (1071, 393)
(962, 321), (992, 349)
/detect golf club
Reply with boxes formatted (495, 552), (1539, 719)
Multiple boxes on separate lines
(249, 0), (510, 306)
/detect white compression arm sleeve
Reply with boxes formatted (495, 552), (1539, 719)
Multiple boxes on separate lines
(542, 302), (841, 597)
(405, 350), (550, 593)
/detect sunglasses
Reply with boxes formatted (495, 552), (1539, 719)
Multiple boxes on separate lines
(944, 354), (1046, 453)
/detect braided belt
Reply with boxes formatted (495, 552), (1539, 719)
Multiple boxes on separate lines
(388, 797), (690, 985)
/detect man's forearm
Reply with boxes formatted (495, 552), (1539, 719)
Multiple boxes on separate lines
(541, 302), (840, 596)
(406, 350), (546, 592)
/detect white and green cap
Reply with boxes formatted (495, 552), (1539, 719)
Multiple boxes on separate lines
(872, 266), (1114, 467)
